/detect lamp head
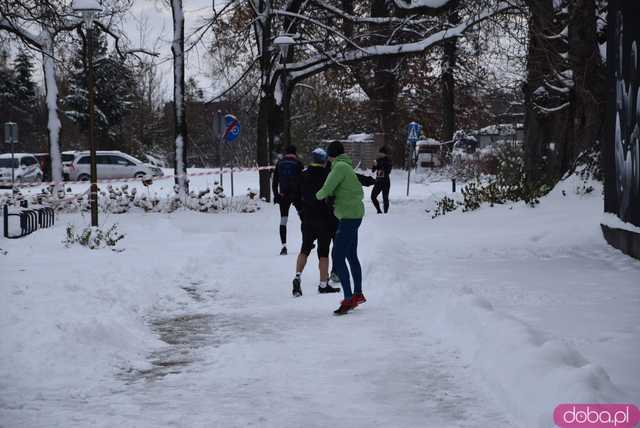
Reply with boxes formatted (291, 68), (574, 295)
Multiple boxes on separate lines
(273, 34), (295, 59)
(72, 0), (102, 26)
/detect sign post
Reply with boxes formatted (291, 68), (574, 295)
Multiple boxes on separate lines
(224, 114), (240, 197)
(406, 121), (422, 197)
(213, 113), (241, 195)
(213, 110), (225, 187)
(4, 122), (18, 188)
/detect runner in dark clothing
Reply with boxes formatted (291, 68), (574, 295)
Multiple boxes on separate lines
(371, 146), (392, 214)
(291, 148), (341, 297)
(273, 145), (304, 255)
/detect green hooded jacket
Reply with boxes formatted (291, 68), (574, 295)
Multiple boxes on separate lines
(316, 154), (365, 220)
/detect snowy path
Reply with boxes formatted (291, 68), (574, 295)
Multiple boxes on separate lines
(77, 215), (510, 427)
(2, 176), (639, 427)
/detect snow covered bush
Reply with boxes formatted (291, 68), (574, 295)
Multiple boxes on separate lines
(100, 184), (136, 214)
(2, 182), (260, 216)
(431, 196), (458, 218)
(431, 145), (552, 218)
(0, 185), (85, 213)
(64, 224), (125, 250)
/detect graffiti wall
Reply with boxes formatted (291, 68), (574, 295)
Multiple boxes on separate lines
(603, 0), (640, 258)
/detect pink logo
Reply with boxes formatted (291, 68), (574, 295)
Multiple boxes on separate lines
(554, 404), (640, 428)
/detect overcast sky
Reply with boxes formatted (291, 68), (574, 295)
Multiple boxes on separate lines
(121, 0), (221, 99)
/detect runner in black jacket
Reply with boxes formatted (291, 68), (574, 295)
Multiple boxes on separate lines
(291, 148), (341, 296)
(273, 145), (303, 255)
(371, 146), (392, 214)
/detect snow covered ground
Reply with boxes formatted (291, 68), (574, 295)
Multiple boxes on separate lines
(1, 170), (638, 428)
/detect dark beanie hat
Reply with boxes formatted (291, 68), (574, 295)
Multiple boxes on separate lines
(285, 145), (297, 155)
(326, 141), (344, 158)
(379, 146), (389, 155)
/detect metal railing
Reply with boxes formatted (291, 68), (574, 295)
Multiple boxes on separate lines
(3, 205), (55, 239)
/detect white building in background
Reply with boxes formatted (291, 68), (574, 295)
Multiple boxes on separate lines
(473, 123), (524, 149)
(324, 133), (385, 170)
(415, 138), (449, 172)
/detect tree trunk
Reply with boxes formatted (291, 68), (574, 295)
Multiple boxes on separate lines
(376, 88), (402, 165)
(352, 0), (403, 166)
(441, 9), (459, 141)
(523, 0), (570, 183)
(171, 0), (188, 194)
(253, 0), (275, 200)
(568, 0), (606, 160)
(41, 30), (62, 186)
(257, 88), (273, 201)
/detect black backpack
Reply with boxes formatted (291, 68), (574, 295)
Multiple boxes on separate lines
(278, 157), (302, 195)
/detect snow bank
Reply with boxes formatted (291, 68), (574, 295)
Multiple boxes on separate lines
(439, 287), (625, 428)
(0, 213), (203, 414)
(601, 212), (640, 234)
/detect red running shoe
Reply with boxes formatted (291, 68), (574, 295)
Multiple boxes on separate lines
(352, 294), (367, 306)
(333, 298), (355, 315)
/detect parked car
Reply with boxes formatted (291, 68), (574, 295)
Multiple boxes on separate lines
(0, 153), (43, 187)
(61, 151), (78, 181)
(67, 151), (164, 181)
(33, 151), (78, 181)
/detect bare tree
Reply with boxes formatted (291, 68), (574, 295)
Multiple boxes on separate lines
(170, 0), (188, 193)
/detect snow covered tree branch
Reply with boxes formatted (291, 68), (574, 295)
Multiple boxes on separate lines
(285, 2), (514, 82)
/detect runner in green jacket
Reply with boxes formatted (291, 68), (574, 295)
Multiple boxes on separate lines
(316, 141), (366, 315)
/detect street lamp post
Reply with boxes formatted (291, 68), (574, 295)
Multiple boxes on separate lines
(73, 0), (102, 227)
(273, 35), (294, 150)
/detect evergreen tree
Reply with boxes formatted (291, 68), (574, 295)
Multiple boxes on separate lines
(0, 49), (16, 122)
(63, 28), (136, 142)
(12, 50), (38, 118)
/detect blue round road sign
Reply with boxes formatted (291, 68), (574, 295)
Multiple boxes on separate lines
(224, 114), (240, 142)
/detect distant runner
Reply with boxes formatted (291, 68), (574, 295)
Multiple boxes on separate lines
(291, 148), (341, 297)
(371, 146), (392, 214)
(273, 145), (304, 255)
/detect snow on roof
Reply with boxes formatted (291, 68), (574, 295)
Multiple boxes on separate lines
(416, 138), (442, 146)
(0, 153), (36, 158)
(347, 133), (374, 142)
(477, 123), (521, 136)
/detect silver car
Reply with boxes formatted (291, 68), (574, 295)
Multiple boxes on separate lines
(68, 151), (164, 181)
(0, 153), (44, 187)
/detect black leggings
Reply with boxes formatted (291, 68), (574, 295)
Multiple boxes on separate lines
(371, 179), (390, 213)
(278, 197), (301, 245)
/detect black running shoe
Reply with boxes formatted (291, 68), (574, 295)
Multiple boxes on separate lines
(280, 246), (287, 256)
(292, 277), (302, 297)
(318, 284), (341, 294)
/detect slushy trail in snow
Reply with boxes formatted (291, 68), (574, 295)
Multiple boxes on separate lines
(1, 207), (513, 427)
(96, 212), (511, 428)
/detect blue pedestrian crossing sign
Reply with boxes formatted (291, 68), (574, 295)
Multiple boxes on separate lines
(407, 122), (421, 144)
(224, 114), (241, 142)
